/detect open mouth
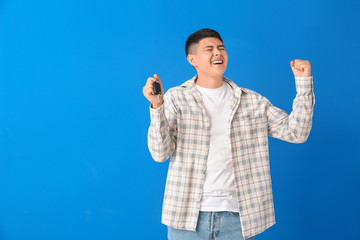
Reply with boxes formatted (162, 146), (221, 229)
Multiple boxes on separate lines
(211, 60), (223, 65)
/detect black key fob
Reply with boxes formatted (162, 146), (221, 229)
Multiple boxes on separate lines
(153, 81), (161, 95)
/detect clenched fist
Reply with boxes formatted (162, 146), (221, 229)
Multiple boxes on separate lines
(290, 59), (311, 77)
(143, 74), (164, 109)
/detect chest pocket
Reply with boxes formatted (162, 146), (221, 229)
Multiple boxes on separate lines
(238, 112), (268, 141)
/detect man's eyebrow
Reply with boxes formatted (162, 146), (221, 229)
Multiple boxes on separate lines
(204, 44), (225, 49)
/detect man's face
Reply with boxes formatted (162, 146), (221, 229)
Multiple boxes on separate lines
(187, 37), (228, 78)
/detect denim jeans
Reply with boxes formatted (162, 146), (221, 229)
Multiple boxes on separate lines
(167, 211), (255, 240)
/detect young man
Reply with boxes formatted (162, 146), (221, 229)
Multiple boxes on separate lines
(142, 28), (314, 240)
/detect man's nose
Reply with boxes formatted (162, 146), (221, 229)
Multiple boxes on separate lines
(214, 48), (221, 56)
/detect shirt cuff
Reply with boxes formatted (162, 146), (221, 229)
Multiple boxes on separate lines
(149, 103), (165, 127)
(295, 75), (313, 94)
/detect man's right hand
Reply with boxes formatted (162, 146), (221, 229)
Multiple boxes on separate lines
(143, 74), (164, 109)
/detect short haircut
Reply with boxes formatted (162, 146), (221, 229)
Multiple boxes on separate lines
(185, 28), (223, 56)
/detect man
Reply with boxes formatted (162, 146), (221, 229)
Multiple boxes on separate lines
(142, 28), (314, 240)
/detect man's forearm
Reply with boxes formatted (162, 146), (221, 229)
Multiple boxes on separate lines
(267, 75), (315, 143)
(148, 103), (176, 162)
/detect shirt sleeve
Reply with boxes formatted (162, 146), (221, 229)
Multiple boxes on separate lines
(147, 92), (178, 162)
(265, 75), (315, 143)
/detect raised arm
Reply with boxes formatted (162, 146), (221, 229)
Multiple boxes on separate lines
(266, 59), (315, 143)
(143, 74), (177, 162)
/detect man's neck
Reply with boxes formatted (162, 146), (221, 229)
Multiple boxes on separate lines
(195, 73), (223, 89)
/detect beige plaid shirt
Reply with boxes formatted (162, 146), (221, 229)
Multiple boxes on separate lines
(147, 75), (314, 239)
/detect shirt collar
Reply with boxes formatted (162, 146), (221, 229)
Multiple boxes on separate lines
(180, 75), (245, 97)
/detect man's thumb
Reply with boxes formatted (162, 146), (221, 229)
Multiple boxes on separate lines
(154, 74), (160, 81)
(290, 61), (296, 70)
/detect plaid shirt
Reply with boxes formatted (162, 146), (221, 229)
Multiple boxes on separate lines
(147, 75), (314, 239)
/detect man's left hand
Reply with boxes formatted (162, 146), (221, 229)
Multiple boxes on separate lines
(290, 59), (311, 77)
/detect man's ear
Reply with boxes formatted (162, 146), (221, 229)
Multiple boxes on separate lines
(187, 54), (196, 68)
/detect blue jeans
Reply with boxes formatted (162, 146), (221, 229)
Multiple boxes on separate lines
(167, 211), (255, 240)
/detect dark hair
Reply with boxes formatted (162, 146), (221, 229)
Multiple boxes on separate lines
(185, 28), (223, 56)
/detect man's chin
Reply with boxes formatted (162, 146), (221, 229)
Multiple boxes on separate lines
(213, 69), (226, 76)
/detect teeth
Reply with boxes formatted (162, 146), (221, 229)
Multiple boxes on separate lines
(212, 61), (223, 65)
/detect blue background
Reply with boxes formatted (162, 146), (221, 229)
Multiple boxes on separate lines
(1, 0), (359, 239)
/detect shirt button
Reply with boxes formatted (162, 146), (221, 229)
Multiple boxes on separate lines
(197, 196), (202, 201)
(201, 173), (206, 178)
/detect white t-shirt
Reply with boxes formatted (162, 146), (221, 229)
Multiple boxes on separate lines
(196, 81), (239, 212)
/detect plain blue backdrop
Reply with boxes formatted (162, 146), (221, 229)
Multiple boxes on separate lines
(1, 0), (359, 239)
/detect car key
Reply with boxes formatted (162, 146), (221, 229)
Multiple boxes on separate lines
(153, 81), (161, 103)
